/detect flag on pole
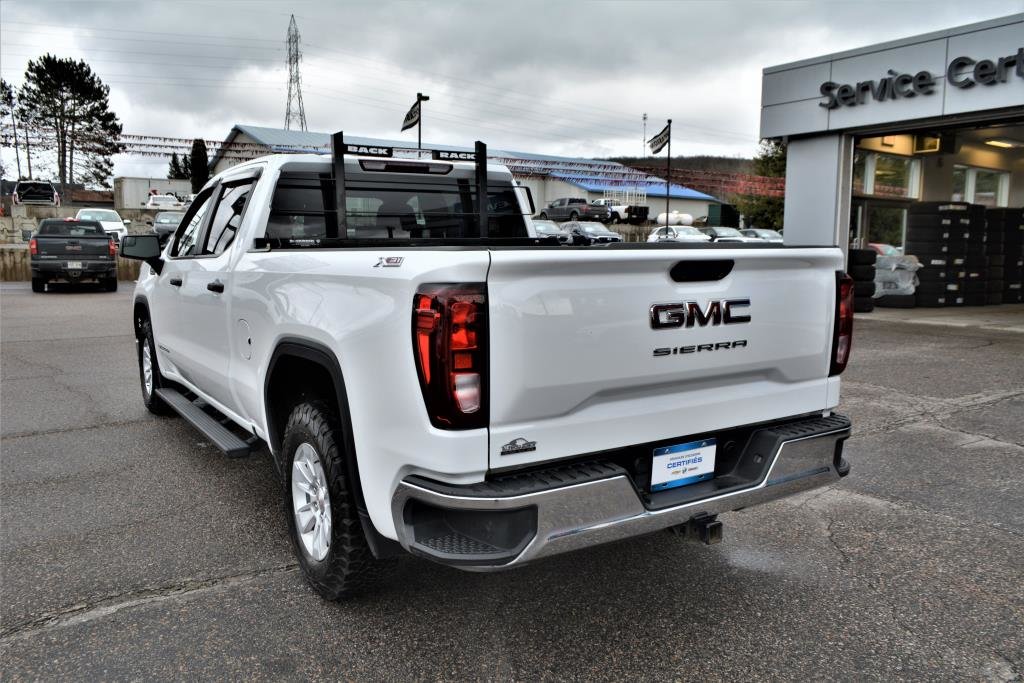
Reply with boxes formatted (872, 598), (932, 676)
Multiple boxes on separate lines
(401, 100), (421, 132)
(648, 122), (670, 154)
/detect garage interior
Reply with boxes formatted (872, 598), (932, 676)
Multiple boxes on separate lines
(850, 119), (1024, 250)
(848, 117), (1024, 308)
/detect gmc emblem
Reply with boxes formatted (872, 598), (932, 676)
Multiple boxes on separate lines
(650, 299), (751, 329)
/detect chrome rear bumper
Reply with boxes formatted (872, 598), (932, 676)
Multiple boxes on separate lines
(391, 414), (851, 571)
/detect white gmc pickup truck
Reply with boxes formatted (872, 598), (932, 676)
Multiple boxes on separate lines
(121, 134), (854, 600)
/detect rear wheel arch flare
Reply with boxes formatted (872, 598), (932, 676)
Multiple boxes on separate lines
(265, 338), (378, 549)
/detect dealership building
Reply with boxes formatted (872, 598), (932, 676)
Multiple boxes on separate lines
(761, 13), (1024, 251)
(211, 125), (721, 220)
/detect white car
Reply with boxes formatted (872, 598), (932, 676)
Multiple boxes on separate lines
(741, 228), (784, 243)
(119, 137), (853, 600)
(647, 225), (711, 243)
(144, 194), (184, 210)
(700, 226), (764, 243)
(75, 208), (131, 243)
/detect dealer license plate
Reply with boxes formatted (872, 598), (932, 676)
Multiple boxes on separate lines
(651, 438), (716, 492)
(67, 261), (82, 270)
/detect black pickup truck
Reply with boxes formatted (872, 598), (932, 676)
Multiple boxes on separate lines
(29, 219), (119, 292)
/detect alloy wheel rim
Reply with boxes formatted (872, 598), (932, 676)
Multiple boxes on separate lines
(291, 442), (332, 561)
(141, 343), (153, 397)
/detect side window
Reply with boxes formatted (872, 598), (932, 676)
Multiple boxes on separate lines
(170, 188), (215, 258)
(203, 179), (256, 256)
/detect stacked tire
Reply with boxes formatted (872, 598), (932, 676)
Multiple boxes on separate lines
(905, 202), (970, 307)
(849, 248), (876, 312)
(962, 204), (989, 307)
(987, 207), (1024, 304)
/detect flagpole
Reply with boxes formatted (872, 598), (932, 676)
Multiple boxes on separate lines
(665, 119), (671, 225)
(416, 92), (429, 150)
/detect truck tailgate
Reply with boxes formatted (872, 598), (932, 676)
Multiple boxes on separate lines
(34, 235), (110, 259)
(486, 247), (843, 469)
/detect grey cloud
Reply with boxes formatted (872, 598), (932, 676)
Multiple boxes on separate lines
(2, 0), (1021, 180)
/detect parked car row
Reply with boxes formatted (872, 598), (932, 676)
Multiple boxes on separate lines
(25, 207), (188, 294)
(533, 218), (784, 246)
(533, 219), (624, 245)
(647, 225), (783, 244)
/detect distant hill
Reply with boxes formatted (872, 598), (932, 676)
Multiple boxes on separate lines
(607, 155), (754, 174)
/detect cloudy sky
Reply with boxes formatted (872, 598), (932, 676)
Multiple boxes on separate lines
(1, 0), (1021, 179)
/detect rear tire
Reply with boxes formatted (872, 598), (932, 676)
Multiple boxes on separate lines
(137, 319), (174, 416)
(538, 212), (548, 220)
(283, 400), (387, 600)
(31, 278), (45, 293)
(569, 211), (579, 221)
(105, 277), (118, 292)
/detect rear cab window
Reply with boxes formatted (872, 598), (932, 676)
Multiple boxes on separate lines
(38, 221), (105, 237)
(265, 170), (529, 247)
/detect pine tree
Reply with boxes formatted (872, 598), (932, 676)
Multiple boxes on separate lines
(168, 152), (182, 179)
(0, 79), (18, 178)
(189, 138), (209, 193)
(17, 54), (123, 188)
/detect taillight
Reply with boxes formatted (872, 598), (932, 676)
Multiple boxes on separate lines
(830, 272), (854, 376)
(412, 283), (487, 429)
(109, 239), (118, 257)
(29, 238), (38, 255)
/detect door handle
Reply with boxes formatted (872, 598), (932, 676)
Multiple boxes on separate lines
(169, 277), (182, 287)
(207, 280), (225, 293)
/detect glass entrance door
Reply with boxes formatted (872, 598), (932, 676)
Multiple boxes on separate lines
(850, 200), (908, 252)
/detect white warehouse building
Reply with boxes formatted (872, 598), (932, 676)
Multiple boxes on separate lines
(210, 125), (721, 220)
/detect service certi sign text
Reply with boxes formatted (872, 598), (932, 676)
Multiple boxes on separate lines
(819, 47), (1024, 109)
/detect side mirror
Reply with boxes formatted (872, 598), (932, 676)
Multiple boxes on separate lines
(120, 234), (164, 274)
(146, 220), (153, 226)
(123, 218), (131, 225)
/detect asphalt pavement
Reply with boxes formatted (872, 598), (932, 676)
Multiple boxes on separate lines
(2, 282), (1022, 681)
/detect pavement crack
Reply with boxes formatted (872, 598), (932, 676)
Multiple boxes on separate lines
(3, 417), (156, 440)
(824, 514), (853, 565)
(0, 564), (298, 644)
(849, 387), (1024, 445)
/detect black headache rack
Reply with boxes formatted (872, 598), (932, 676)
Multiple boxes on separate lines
(333, 132), (492, 239)
(254, 131), (550, 250)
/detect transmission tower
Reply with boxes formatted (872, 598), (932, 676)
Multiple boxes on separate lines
(284, 14), (307, 131)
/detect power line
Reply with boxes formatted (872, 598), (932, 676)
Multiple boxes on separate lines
(0, 42), (282, 65)
(1, 19), (756, 142)
(284, 14), (307, 132)
(1, 51), (752, 147)
(2, 20), (283, 44)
